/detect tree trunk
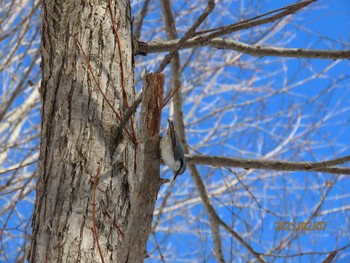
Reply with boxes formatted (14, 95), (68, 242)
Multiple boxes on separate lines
(29, 0), (158, 262)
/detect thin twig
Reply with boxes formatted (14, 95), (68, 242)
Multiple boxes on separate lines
(188, 164), (265, 263)
(92, 162), (105, 263)
(134, 0), (151, 40)
(108, 0), (129, 108)
(75, 39), (121, 121)
(155, 0), (216, 73)
(152, 233), (166, 263)
(229, 169), (265, 231)
(152, 178), (176, 232)
(262, 241), (350, 259)
(195, 0), (316, 41)
(218, 218), (265, 263)
(0, 160), (37, 176)
(115, 92), (142, 143)
(108, 0), (138, 142)
(75, 39), (135, 143)
(104, 209), (125, 238)
(162, 84), (181, 109)
(261, 179), (336, 259)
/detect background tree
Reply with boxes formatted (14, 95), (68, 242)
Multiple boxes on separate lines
(1, 0), (350, 262)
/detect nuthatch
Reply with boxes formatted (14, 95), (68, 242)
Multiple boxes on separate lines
(160, 119), (186, 180)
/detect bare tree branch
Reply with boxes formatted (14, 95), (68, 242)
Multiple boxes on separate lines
(187, 154), (350, 175)
(207, 39), (350, 59)
(137, 38), (350, 60)
(159, 1), (227, 261)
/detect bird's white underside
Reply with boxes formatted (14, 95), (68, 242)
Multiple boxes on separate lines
(160, 135), (181, 172)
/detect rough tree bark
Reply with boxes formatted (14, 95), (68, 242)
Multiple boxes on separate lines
(29, 0), (161, 262)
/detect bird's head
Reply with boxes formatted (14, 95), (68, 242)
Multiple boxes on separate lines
(166, 118), (175, 136)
